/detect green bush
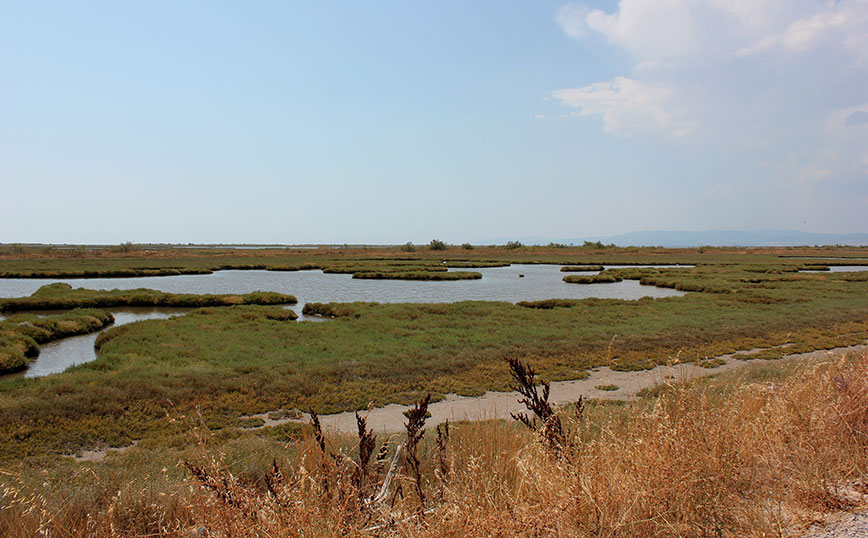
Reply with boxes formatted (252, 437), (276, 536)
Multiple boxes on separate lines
(428, 239), (448, 251)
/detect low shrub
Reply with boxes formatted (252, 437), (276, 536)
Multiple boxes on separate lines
(428, 239), (448, 251)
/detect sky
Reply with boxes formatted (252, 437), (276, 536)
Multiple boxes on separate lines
(1, 0), (867, 244)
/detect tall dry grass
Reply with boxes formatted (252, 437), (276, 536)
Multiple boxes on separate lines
(3, 352), (868, 537)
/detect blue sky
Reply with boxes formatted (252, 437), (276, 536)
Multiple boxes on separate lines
(2, 1), (866, 244)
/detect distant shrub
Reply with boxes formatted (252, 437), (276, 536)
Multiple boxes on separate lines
(110, 241), (136, 253)
(428, 239), (448, 251)
(461, 243), (474, 250)
(399, 242), (416, 252)
(547, 242), (568, 248)
(504, 241), (523, 250)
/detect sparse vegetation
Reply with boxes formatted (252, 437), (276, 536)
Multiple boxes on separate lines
(595, 384), (619, 391)
(503, 240), (523, 249)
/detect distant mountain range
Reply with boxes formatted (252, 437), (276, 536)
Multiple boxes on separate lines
(567, 230), (868, 247)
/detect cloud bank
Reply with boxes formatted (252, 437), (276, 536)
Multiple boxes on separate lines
(553, 0), (868, 204)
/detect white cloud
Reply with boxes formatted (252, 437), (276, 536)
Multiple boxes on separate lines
(554, 0), (868, 190)
(737, 5), (865, 57)
(552, 76), (694, 136)
(555, 3), (590, 40)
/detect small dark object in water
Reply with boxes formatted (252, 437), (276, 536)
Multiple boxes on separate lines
(519, 274), (525, 278)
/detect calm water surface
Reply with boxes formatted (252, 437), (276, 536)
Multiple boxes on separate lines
(799, 266), (868, 273)
(0, 264), (686, 305)
(0, 264), (688, 377)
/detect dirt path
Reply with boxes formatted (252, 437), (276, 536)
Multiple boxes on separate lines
(245, 343), (868, 435)
(797, 510), (868, 538)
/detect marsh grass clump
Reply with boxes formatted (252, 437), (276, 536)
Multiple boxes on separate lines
(515, 298), (583, 309)
(594, 384), (619, 391)
(301, 302), (363, 318)
(0, 283), (297, 312)
(563, 272), (623, 284)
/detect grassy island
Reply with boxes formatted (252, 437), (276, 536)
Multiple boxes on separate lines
(0, 309), (114, 374)
(0, 283), (297, 312)
(563, 272), (624, 284)
(560, 265), (605, 272)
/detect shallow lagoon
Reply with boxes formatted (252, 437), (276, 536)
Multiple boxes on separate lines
(0, 264), (688, 377)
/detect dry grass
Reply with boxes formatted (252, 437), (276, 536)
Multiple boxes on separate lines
(3, 352), (868, 537)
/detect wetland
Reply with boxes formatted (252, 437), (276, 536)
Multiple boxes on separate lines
(2, 244), (868, 536)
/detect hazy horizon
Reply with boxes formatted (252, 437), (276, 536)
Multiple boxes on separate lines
(2, 1), (867, 244)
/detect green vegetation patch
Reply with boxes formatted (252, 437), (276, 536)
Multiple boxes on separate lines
(594, 384), (619, 391)
(0, 309), (114, 374)
(0, 283), (297, 312)
(563, 272), (624, 284)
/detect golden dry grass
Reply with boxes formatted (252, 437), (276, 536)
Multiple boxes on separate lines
(3, 351), (868, 537)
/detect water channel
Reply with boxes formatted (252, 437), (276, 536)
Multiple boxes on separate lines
(1, 264), (689, 377)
